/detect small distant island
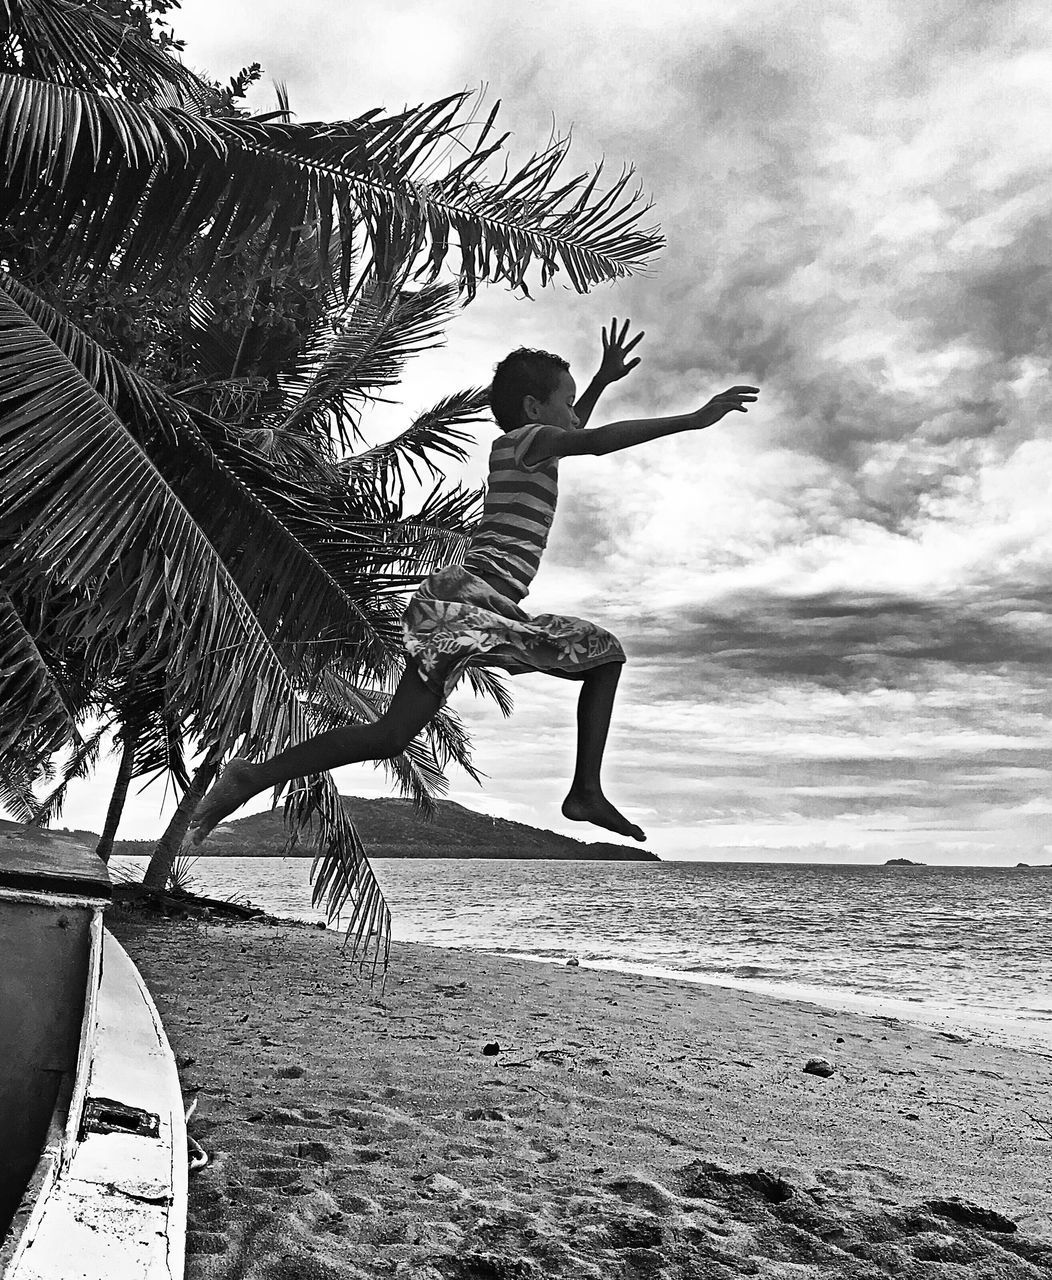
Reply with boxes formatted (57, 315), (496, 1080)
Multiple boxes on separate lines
(884, 857), (924, 866)
(104, 795), (659, 862)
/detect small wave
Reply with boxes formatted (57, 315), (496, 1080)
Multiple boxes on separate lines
(686, 963), (781, 979)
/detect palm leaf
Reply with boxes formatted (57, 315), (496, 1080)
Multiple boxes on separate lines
(2, 0), (208, 105)
(462, 666), (514, 718)
(0, 272), (176, 434)
(27, 718), (108, 828)
(0, 274), (410, 679)
(0, 78), (662, 295)
(278, 281), (464, 443)
(0, 583), (81, 758)
(0, 284), (389, 950)
(0, 274), (480, 663)
(355, 481), (483, 582)
(197, 404), (484, 598)
(0, 759), (34, 821)
(113, 683), (190, 789)
(343, 387), (489, 501)
(284, 775), (390, 968)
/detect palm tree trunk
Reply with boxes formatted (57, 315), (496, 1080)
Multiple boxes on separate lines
(141, 749), (221, 890)
(95, 721), (142, 863)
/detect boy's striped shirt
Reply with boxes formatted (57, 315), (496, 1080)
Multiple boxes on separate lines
(462, 423), (559, 602)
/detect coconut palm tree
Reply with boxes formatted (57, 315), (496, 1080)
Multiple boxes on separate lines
(0, 268), (494, 905)
(0, 0), (663, 961)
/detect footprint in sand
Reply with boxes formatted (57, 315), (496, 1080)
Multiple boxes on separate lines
(352, 1146), (384, 1164)
(602, 1213), (665, 1253)
(333, 1188), (382, 1217)
(185, 1183), (229, 1258)
(528, 1137), (559, 1164)
(816, 1163), (908, 1194)
(605, 1172), (676, 1216)
(250, 1105), (335, 1129)
(244, 1152), (310, 1195)
(665, 1158), (1052, 1277)
(463, 1107), (509, 1122)
(242, 1138), (336, 1195)
(293, 1139), (333, 1163)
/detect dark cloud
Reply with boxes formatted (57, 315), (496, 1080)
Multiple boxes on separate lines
(913, 214), (1052, 368)
(626, 586), (1052, 687)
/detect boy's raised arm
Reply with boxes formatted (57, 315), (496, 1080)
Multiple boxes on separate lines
(573, 318), (645, 427)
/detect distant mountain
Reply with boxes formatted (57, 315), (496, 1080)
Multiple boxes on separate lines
(106, 796), (657, 861)
(56, 828), (105, 851)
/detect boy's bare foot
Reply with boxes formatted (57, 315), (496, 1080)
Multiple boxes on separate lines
(189, 759), (261, 844)
(561, 790), (646, 842)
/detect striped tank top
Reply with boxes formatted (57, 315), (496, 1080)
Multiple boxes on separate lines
(462, 423), (559, 603)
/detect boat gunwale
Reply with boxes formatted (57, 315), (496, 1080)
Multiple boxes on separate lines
(0, 887), (111, 911)
(0, 894), (106, 1276)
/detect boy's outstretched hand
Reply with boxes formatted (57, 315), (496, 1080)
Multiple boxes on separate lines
(694, 385), (760, 428)
(597, 317), (644, 383)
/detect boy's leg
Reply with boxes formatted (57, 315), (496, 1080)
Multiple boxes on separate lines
(560, 662), (645, 842)
(190, 665), (443, 841)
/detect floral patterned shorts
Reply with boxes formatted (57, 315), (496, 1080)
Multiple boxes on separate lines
(402, 565), (625, 700)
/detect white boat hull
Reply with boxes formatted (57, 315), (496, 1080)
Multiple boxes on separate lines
(1, 825), (186, 1279)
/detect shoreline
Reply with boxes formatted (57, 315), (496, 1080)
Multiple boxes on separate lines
(111, 912), (1051, 1279)
(485, 949), (1052, 1059)
(109, 856), (1052, 1060)
(109, 855), (1052, 1054)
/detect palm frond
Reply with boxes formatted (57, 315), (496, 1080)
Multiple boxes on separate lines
(463, 666), (514, 718)
(0, 284), (389, 956)
(279, 281), (464, 443)
(196, 404), (483, 602)
(419, 694), (486, 782)
(0, 757), (35, 821)
(0, 79), (662, 295)
(285, 774), (390, 965)
(0, 274), (474, 667)
(342, 386), (489, 500)
(170, 230), (353, 396)
(0, 272), (178, 435)
(355, 481), (483, 582)
(27, 718), (108, 828)
(0, 274), (409, 679)
(2, 0), (209, 105)
(120, 693), (189, 789)
(176, 293), (259, 384)
(0, 584), (81, 758)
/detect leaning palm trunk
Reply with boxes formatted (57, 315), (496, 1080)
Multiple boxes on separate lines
(95, 720), (141, 863)
(142, 748), (222, 891)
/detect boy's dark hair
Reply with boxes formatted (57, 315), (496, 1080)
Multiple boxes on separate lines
(489, 347), (570, 432)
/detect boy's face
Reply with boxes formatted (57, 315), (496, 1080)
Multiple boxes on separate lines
(526, 370), (579, 430)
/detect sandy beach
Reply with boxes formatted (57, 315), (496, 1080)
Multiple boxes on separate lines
(110, 913), (1052, 1279)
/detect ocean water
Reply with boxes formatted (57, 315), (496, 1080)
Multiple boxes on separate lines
(110, 856), (1052, 1054)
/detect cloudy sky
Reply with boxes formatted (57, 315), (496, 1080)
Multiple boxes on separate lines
(54, 0), (1052, 863)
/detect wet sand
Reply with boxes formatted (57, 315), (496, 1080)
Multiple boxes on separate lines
(110, 914), (1052, 1279)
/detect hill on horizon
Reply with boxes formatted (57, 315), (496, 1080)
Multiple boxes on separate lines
(102, 795), (658, 862)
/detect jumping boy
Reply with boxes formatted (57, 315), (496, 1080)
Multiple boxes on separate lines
(189, 321), (758, 844)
